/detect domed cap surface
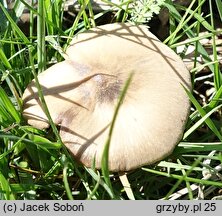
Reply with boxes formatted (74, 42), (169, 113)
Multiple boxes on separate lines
(22, 23), (191, 171)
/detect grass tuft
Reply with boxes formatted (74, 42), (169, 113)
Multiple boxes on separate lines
(0, 0), (222, 200)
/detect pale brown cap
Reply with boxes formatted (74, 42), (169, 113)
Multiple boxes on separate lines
(22, 23), (191, 171)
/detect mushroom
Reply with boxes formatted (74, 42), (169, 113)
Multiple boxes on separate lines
(22, 23), (191, 172)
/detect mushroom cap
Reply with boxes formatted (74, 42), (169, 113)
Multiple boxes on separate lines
(22, 23), (191, 172)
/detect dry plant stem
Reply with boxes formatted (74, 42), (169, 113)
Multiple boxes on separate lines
(198, 150), (217, 199)
(119, 172), (135, 200)
(9, 163), (40, 175)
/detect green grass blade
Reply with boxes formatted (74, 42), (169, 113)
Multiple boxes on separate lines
(142, 167), (222, 188)
(37, 0), (46, 73)
(87, 171), (101, 200)
(0, 0), (8, 33)
(176, 4), (215, 33)
(178, 159), (193, 200)
(86, 168), (115, 199)
(0, 132), (61, 150)
(183, 104), (222, 139)
(63, 161), (74, 200)
(183, 86), (222, 141)
(0, 47), (12, 69)
(163, 1), (215, 74)
(45, 0), (54, 35)
(65, 0), (90, 48)
(208, 84), (222, 109)
(0, 171), (15, 200)
(164, 0), (207, 45)
(0, 3), (30, 44)
(209, 0), (222, 90)
(175, 142), (222, 154)
(216, 0), (222, 21)
(0, 86), (21, 123)
(0, 133), (26, 160)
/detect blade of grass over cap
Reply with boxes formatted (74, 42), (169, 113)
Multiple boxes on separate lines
(101, 72), (134, 199)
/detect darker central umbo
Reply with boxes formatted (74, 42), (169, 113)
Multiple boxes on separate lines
(94, 74), (123, 103)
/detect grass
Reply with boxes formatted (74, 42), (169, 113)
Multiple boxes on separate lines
(0, 0), (222, 200)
